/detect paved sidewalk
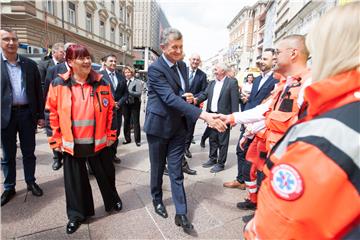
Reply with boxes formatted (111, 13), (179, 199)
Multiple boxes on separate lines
(1, 117), (251, 239)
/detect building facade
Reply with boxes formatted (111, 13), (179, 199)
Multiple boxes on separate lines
(1, 0), (134, 65)
(133, 0), (170, 71)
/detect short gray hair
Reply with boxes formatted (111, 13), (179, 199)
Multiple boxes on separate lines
(52, 42), (64, 53)
(216, 62), (230, 72)
(160, 28), (182, 46)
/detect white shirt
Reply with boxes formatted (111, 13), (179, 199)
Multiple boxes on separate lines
(210, 77), (225, 113)
(257, 71), (273, 91)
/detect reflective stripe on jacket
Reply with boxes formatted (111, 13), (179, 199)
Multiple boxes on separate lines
(44, 70), (117, 155)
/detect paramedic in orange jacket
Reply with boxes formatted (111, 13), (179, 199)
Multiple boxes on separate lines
(244, 3), (360, 239)
(45, 44), (122, 234)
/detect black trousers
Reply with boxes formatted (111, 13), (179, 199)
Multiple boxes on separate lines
(63, 147), (120, 221)
(123, 100), (141, 143)
(110, 108), (123, 157)
(184, 120), (197, 150)
(209, 127), (230, 166)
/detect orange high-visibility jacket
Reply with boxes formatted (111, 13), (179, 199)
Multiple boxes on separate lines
(45, 70), (117, 155)
(244, 70), (360, 239)
(264, 72), (310, 151)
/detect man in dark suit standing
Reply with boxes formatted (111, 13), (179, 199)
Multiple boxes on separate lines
(196, 63), (240, 173)
(144, 28), (226, 232)
(181, 53), (208, 175)
(99, 54), (128, 164)
(1, 28), (44, 206)
(43, 42), (74, 171)
(37, 42), (65, 95)
(223, 48), (278, 189)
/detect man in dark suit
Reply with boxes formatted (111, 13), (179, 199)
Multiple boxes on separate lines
(223, 48), (278, 189)
(99, 54), (128, 164)
(184, 54), (208, 159)
(144, 28), (226, 232)
(43, 42), (74, 171)
(37, 42), (65, 95)
(196, 63), (240, 173)
(1, 28), (44, 206)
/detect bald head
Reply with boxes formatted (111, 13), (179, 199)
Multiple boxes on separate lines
(189, 53), (201, 70)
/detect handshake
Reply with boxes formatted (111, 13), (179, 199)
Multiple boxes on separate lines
(199, 112), (233, 132)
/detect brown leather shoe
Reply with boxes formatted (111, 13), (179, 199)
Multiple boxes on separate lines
(223, 180), (246, 190)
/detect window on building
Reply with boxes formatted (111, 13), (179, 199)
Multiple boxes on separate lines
(110, 27), (115, 43)
(127, 12), (130, 26)
(45, 0), (54, 15)
(100, 20), (105, 38)
(119, 32), (123, 45)
(119, 6), (124, 21)
(111, 0), (115, 12)
(68, 2), (76, 25)
(86, 13), (93, 32)
(126, 36), (130, 48)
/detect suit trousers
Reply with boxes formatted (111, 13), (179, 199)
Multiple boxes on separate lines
(123, 100), (141, 143)
(147, 130), (187, 215)
(63, 147), (120, 221)
(209, 127), (230, 166)
(1, 107), (36, 190)
(111, 108), (123, 157)
(184, 120), (197, 150)
(235, 128), (252, 183)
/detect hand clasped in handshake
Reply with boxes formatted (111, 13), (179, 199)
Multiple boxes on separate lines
(199, 112), (234, 132)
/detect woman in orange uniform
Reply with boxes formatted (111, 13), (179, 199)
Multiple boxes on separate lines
(45, 44), (122, 234)
(244, 2), (360, 239)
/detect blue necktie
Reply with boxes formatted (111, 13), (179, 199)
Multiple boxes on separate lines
(189, 70), (195, 87)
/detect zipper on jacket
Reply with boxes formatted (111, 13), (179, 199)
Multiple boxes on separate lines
(81, 85), (85, 100)
(96, 92), (102, 112)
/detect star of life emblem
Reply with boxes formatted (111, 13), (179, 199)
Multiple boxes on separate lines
(270, 164), (304, 201)
(102, 98), (109, 107)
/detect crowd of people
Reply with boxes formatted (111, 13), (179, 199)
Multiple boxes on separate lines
(1, 2), (359, 238)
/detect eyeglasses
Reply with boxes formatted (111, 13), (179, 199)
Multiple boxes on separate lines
(2, 37), (18, 43)
(275, 48), (296, 55)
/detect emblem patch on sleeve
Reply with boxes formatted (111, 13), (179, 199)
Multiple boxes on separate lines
(270, 164), (304, 201)
(102, 98), (109, 107)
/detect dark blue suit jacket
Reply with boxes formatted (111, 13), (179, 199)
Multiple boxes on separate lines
(187, 67), (208, 99)
(1, 54), (44, 129)
(244, 73), (278, 111)
(99, 70), (128, 107)
(144, 56), (202, 139)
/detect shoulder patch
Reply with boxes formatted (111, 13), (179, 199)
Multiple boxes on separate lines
(270, 164), (304, 201)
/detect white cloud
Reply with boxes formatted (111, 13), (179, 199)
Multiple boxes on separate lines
(158, 0), (256, 60)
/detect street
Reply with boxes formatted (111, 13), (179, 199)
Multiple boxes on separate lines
(1, 111), (250, 239)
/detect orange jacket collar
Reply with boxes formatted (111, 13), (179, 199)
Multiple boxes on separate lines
(305, 70), (360, 117)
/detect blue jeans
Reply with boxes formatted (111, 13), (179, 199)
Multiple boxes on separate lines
(1, 108), (37, 190)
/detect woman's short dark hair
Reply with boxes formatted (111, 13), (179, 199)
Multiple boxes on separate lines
(65, 44), (91, 63)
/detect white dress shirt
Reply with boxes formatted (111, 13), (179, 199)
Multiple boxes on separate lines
(257, 71), (273, 91)
(107, 69), (118, 89)
(210, 77), (225, 113)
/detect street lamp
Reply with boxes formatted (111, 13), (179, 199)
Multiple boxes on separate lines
(122, 44), (127, 66)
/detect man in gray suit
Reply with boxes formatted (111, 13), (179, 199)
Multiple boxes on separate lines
(196, 63), (240, 173)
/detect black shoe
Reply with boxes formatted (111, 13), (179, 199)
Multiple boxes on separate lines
(52, 159), (62, 171)
(163, 166), (169, 176)
(200, 139), (205, 148)
(1, 189), (16, 206)
(122, 140), (131, 145)
(182, 163), (197, 175)
(242, 213), (254, 223)
(236, 199), (257, 210)
(175, 214), (194, 232)
(113, 156), (122, 164)
(114, 199), (123, 212)
(135, 142), (141, 147)
(66, 220), (81, 234)
(27, 183), (43, 196)
(153, 202), (168, 218)
(185, 149), (192, 158)
(210, 164), (224, 173)
(191, 140), (196, 144)
(202, 159), (216, 168)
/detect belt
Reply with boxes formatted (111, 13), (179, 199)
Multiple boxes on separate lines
(11, 104), (29, 110)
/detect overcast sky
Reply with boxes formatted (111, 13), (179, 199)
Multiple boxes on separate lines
(158, 0), (256, 61)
